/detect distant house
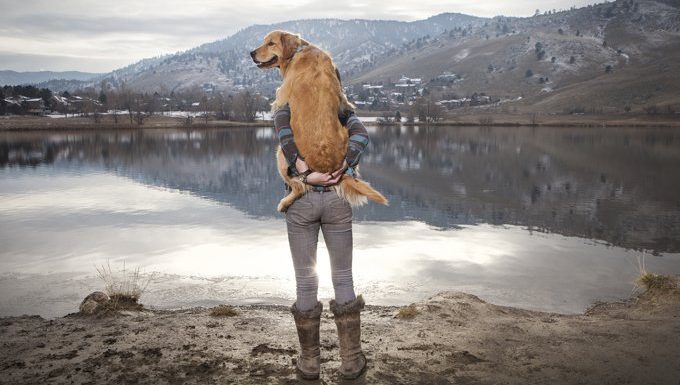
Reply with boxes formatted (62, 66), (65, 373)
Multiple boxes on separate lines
(25, 98), (46, 115)
(2, 98), (23, 114)
(436, 72), (458, 81)
(202, 83), (215, 93)
(396, 76), (422, 86)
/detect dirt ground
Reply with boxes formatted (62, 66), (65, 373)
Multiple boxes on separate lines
(1, 279), (679, 385)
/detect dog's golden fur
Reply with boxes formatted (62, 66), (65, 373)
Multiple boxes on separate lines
(251, 30), (388, 212)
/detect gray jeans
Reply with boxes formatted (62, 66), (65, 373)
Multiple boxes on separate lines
(285, 190), (356, 312)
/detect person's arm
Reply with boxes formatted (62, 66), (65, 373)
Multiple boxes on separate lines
(339, 110), (370, 176)
(273, 104), (303, 176)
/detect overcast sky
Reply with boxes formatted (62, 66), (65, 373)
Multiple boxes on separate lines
(0, 0), (602, 73)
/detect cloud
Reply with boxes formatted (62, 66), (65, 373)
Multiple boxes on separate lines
(0, 0), (602, 72)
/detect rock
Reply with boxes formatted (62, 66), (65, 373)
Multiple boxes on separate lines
(79, 291), (110, 315)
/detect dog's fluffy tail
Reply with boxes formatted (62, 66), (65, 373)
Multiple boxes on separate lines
(336, 176), (389, 207)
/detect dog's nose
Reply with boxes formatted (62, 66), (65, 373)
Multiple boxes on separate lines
(250, 50), (256, 58)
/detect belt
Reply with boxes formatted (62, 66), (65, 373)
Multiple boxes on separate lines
(284, 183), (333, 192)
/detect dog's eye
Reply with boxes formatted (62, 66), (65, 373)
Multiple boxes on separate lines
(267, 42), (275, 46)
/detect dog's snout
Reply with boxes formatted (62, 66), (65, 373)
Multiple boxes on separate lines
(250, 50), (257, 59)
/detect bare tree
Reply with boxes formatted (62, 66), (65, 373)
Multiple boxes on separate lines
(233, 90), (259, 122)
(201, 95), (210, 125)
(106, 91), (119, 124)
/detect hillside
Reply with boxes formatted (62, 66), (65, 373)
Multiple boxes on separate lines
(0, 70), (101, 86)
(26, 0), (680, 114)
(91, 13), (485, 95)
(353, 0), (680, 113)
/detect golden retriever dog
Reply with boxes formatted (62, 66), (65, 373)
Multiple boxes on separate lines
(250, 30), (388, 212)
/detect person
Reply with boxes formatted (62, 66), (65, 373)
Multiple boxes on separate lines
(273, 103), (370, 380)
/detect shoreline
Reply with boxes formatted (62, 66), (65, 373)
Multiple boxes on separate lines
(1, 278), (678, 384)
(1, 113), (679, 131)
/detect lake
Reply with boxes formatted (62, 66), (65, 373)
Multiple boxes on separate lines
(1, 125), (680, 318)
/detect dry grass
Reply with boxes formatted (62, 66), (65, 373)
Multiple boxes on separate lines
(637, 273), (676, 291)
(634, 252), (677, 292)
(395, 305), (420, 320)
(95, 260), (154, 311)
(210, 305), (239, 317)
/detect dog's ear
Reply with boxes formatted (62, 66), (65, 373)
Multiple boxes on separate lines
(281, 33), (302, 59)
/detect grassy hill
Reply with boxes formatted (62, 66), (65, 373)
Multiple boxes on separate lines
(351, 0), (680, 113)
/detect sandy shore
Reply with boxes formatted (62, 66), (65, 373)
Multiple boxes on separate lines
(1, 278), (678, 385)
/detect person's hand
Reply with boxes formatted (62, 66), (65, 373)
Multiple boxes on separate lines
(331, 160), (348, 179)
(306, 171), (338, 186)
(295, 157), (309, 174)
(305, 161), (347, 186)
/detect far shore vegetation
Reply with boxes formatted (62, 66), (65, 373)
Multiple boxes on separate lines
(2, 83), (679, 131)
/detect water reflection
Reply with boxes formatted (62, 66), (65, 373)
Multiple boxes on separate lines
(2, 126), (679, 253)
(2, 127), (680, 318)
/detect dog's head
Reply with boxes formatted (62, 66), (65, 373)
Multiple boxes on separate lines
(250, 30), (307, 69)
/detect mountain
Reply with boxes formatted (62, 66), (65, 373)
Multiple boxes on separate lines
(33, 0), (680, 113)
(352, 0), (680, 112)
(72, 13), (486, 94)
(0, 70), (101, 86)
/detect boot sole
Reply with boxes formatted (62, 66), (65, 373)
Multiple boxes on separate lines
(340, 352), (367, 380)
(296, 364), (320, 380)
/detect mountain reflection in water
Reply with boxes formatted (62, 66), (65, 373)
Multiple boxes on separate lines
(3, 126), (679, 253)
(1, 126), (680, 318)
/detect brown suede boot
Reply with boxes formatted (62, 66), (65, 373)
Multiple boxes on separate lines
(329, 295), (367, 380)
(291, 301), (323, 380)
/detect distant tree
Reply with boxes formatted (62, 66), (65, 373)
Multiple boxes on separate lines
(232, 90), (259, 122)
(551, 56), (557, 63)
(411, 98), (426, 122)
(213, 93), (231, 120)
(394, 110), (402, 122)
(200, 95), (210, 125)
(134, 95), (144, 125)
(558, 28), (564, 35)
(426, 97), (444, 122)
(525, 69), (534, 77)
(605, 65), (613, 73)
(603, 40), (608, 48)
(488, 64), (494, 72)
(570, 56), (576, 64)
(576, 29), (581, 37)
(535, 42), (546, 60)
(410, 96), (444, 123)
(406, 109), (415, 124)
(107, 91), (119, 123)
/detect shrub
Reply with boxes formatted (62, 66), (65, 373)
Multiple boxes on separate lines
(395, 305), (420, 319)
(210, 305), (239, 317)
